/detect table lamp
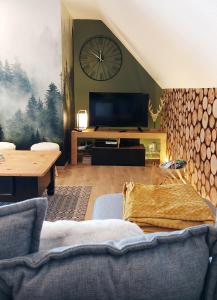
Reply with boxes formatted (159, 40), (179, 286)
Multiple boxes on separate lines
(77, 110), (88, 131)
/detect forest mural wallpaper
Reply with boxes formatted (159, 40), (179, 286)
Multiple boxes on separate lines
(0, 0), (63, 149)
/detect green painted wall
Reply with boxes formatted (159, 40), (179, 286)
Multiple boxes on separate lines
(74, 20), (162, 128)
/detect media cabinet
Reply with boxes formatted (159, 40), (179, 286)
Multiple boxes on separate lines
(71, 129), (167, 166)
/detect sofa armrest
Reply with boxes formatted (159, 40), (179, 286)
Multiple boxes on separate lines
(92, 193), (123, 220)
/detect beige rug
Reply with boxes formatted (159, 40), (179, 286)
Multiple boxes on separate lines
(44, 186), (92, 222)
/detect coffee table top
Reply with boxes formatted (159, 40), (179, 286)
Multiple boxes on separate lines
(0, 150), (61, 176)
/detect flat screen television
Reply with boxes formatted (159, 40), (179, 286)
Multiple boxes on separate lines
(89, 92), (149, 128)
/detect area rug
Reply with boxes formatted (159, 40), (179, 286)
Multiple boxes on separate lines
(43, 186), (92, 222)
(0, 186), (92, 222)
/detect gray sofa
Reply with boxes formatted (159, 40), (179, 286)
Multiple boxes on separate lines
(0, 197), (217, 300)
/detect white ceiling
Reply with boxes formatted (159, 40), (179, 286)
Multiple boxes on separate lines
(63, 0), (217, 88)
(62, 0), (100, 20)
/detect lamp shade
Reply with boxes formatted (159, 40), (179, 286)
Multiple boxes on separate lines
(77, 110), (88, 130)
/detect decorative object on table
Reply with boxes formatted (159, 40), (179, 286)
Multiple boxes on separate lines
(77, 110), (88, 131)
(78, 141), (93, 151)
(44, 185), (92, 222)
(0, 142), (16, 150)
(148, 141), (157, 153)
(148, 96), (166, 128)
(160, 159), (187, 169)
(159, 160), (187, 184)
(79, 36), (122, 81)
(0, 153), (5, 162)
(149, 163), (187, 185)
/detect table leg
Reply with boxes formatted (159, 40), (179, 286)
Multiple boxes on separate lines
(47, 165), (55, 196)
(71, 131), (78, 165)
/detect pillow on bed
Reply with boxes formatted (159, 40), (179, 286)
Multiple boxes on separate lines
(0, 197), (47, 259)
(40, 219), (144, 250)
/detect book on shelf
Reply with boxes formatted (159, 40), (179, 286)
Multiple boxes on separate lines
(82, 155), (92, 165)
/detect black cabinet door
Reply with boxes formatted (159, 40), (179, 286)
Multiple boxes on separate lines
(0, 177), (14, 196)
(92, 148), (145, 166)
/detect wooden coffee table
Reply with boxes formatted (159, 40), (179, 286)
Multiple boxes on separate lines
(0, 150), (61, 202)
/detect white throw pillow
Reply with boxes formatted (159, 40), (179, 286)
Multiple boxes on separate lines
(40, 219), (144, 250)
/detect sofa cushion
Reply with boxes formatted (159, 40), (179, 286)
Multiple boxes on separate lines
(0, 290), (11, 300)
(202, 236), (217, 300)
(0, 225), (216, 300)
(0, 197), (47, 259)
(0, 278), (12, 300)
(203, 256), (217, 300)
(92, 193), (123, 219)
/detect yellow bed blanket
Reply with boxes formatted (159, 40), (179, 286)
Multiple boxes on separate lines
(123, 183), (215, 233)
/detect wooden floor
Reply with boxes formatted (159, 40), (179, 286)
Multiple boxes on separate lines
(57, 165), (151, 220)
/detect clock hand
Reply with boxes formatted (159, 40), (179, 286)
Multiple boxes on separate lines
(90, 49), (101, 60)
(99, 50), (104, 62)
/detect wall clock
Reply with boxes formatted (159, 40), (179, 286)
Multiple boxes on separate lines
(79, 36), (122, 81)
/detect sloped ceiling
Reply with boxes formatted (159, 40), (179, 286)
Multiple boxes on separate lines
(63, 0), (217, 88)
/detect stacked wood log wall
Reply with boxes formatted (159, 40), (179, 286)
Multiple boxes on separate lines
(161, 88), (217, 206)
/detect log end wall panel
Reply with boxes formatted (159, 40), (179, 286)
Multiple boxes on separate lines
(161, 88), (217, 206)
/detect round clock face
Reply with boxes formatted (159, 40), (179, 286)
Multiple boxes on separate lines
(79, 36), (122, 81)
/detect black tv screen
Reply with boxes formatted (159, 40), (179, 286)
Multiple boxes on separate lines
(89, 92), (149, 128)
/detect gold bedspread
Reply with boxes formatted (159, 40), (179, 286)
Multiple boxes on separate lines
(123, 183), (215, 233)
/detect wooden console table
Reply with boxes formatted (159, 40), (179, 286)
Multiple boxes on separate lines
(71, 129), (167, 165)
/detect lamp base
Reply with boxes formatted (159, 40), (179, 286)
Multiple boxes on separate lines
(73, 128), (82, 132)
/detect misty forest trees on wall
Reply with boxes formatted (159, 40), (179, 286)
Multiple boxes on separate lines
(0, 60), (63, 149)
(0, 124), (4, 141)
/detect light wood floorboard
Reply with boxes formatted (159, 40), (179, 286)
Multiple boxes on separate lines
(57, 165), (152, 220)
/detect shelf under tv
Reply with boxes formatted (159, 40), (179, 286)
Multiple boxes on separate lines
(71, 128), (167, 165)
(94, 126), (144, 132)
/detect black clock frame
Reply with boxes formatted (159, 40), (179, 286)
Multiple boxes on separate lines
(79, 36), (123, 81)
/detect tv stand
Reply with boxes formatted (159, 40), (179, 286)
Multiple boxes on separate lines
(95, 127), (143, 132)
(71, 129), (167, 165)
